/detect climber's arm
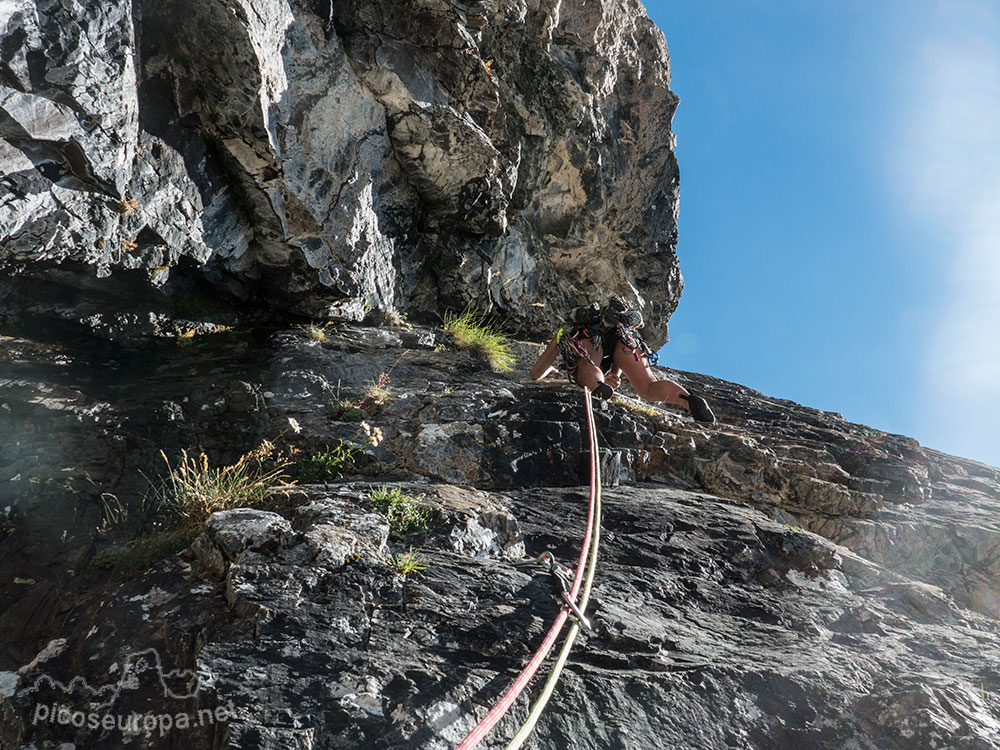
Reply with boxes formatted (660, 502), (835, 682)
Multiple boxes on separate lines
(530, 334), (561, 380)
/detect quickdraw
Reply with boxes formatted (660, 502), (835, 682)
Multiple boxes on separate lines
(556, 325), (602, 382)
(506, 387), (603, 750)
(537, 552), (592, 631)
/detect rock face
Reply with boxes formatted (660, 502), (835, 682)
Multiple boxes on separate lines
(1, 0), (680, 342)
(4, 2), (1000, 747)
(2, 322), (1000, 749)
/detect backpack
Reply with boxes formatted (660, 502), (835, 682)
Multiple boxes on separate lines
(563, 297), (658, 367)
(601, 296), (643, 331)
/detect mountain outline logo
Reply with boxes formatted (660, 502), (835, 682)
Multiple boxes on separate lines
(18, 647), (201, 710)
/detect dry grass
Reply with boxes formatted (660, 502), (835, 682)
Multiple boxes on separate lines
(150, 449), (292, 526)
(612, 396), (662, 420)
(91, 447), (294, 575)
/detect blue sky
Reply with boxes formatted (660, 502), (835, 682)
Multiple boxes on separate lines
(647, 1), (1000, 468)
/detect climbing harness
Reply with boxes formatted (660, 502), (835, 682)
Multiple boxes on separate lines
(557, 298), (659, 384)
(457, 387), (603, 750)
(555, 324), (602, 381)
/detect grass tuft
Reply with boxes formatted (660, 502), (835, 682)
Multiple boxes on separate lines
(371, 308), (412, 328)
(443, 311), (514, 372)
(387, 549), (427, 577)
(150, 449), (291, 526)
(357, 373), (392, 412)
(368, 485), (430, 537)
(91, 448), (294, 576)
(299, 323), (331, 342)
(612, 396), (662, 420)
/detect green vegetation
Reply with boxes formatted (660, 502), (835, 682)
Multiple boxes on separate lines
(333, 401), (366, 421)
(368, 484), (430, 537)
(291, 420), (382, 482)
(90, 529), (199, 574)
(294, 442), (356, 483)
(387, 549), (427, 577)
(91, 447), (293, 575)
(443, 311), (514, 372)
(612, 396), (661, 419)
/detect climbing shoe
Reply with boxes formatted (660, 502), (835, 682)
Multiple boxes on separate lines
(681, 393), (716, 424)
(592, 383), (615, 400)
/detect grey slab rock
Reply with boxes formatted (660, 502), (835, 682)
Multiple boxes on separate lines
(2, 0), (679, 342)
(2, 322), (1000, 748)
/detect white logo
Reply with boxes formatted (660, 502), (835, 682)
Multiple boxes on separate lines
(19, 647), (201, 710)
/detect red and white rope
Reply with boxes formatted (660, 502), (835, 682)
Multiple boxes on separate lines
(457, 387), (599, 749)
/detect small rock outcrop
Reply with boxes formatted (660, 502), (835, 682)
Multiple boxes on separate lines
(1, 0), (680, 342)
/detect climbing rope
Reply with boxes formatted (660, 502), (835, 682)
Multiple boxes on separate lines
(506, 390), (602, 749)
(457, 387), (602, 750)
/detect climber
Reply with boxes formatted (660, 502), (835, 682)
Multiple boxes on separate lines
(529, 297), (716, 423)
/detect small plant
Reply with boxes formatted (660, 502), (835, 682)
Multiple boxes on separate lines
(357, 373), (392, 413)
(443, 311), (514, 372)
(170, 324), (233, 343)
(300, 323), (330, 342)
(292, 421), (382, 483)
(148, 448), (291, 527)
(612, 396), (661, 419)
(333, 401), (367, 421)
(295, 442), (356, 483)
(372, 308), (412, 328)
(368, 484), (430, 536)
(98, 492), (128, 534)
(388, 549), (427, 577)
(333, 369), (395, 419)
(175, 327), (196, 343)
(118, 196), (140, 216)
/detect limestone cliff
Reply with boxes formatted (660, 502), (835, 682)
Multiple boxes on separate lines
(1, 0), (680, 343)
(3, 2), (1000, 749)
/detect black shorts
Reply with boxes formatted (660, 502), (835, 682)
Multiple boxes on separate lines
(559, 326), (619, 381)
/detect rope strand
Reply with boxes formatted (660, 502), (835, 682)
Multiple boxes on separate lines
(505, 389), (602, 749)
(457, 388), (602, 749)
